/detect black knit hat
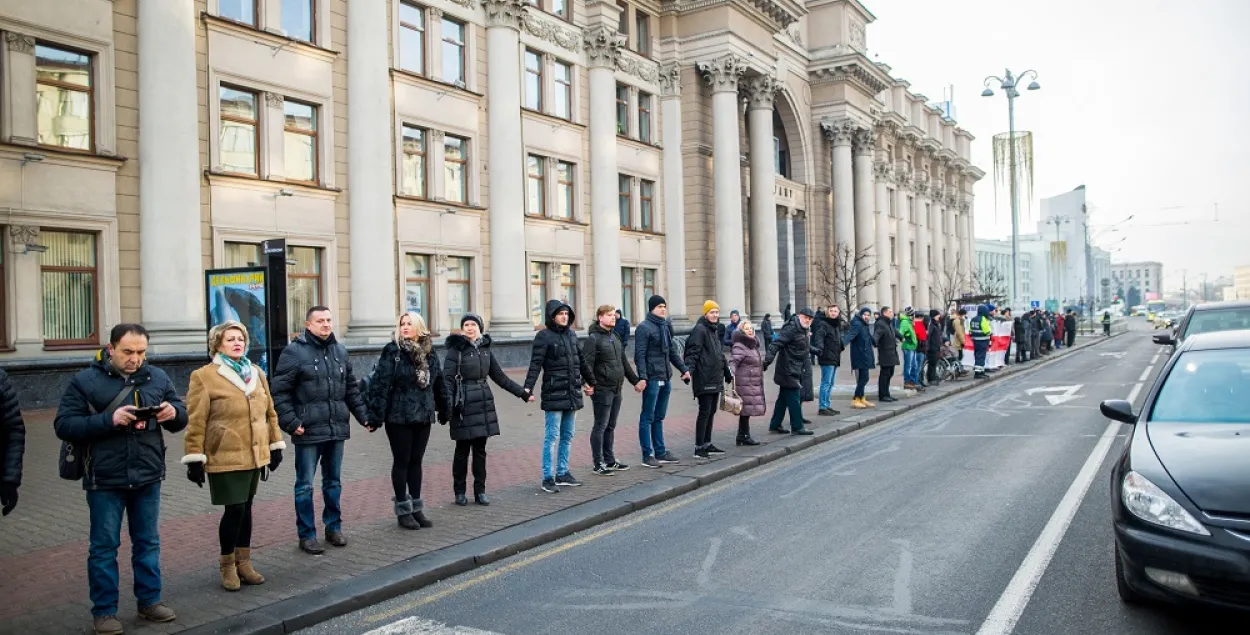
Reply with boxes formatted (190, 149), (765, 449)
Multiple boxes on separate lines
(648, 295), (666, 312)
(460, 313), (484, 331)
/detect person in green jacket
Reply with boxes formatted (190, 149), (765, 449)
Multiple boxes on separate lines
(899, 308), (920, 390)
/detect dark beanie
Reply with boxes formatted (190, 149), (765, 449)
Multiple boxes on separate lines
(460, 313), (484, 331)
(930, 309), (940, 318)
(648, 295), (666, 312)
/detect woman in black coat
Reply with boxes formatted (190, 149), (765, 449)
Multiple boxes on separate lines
(367, 313), (447, 529)
(444, 314), (530, 506)
(683, 302), (732, 459)
(873, 307), (902, 403)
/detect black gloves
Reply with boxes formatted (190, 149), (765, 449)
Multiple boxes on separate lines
(269, 448), (283, 472)
(186, 462), (205, 488)
(521, 388), (534, 402)
(0, 483), (18, 516)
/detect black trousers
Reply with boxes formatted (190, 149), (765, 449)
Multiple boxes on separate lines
(219, 498), (255, 555)
(452, 437), (488, 495)
(385, 423), (432, 501)
(926, 349), (940, 382)
(590, 389), (622, 467)
(879, 365), (895, 399)
(738, 414), (752, 438)
(1066, 330), (1076, 347)
(695, 393), (719, 448)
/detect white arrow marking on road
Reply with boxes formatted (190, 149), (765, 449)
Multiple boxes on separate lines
(1100, 352), (1125, 359)
(1024, 385), (1084, 406)
(363, 617), (505, 635)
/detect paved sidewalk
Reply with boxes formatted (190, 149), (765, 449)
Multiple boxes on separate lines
(0, 336), (1109, 635)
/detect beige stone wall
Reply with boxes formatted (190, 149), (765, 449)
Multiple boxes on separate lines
(114, 0), (141, 321)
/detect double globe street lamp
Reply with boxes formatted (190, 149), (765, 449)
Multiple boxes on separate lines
(982, 69), (1040, 309)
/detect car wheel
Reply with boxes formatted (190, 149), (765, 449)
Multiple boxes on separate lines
(1114, 549), (1144, 605)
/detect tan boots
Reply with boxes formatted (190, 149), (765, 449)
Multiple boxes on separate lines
(851, 397), (876, 409)
(220, 549), (265, 591)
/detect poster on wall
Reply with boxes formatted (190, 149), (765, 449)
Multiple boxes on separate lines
(205, 267), (270, 373)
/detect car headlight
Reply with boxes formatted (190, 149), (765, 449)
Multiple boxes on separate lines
(1122, 471), (1210, 536)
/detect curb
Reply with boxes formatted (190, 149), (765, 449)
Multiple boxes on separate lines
(182, 331), (1126, 635)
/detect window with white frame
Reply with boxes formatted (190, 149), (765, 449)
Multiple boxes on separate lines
(553, 60), (572, 120)
(401, 124), (427, 197)
(444, 135), (468, 203)
(559, 264), (578, 325)
(220, 0), (258, 25)
(398, 2), (426, 75)
(281, 0), (315, 43)
(441, 18), (466, 86)
(525, 0), (570, 20)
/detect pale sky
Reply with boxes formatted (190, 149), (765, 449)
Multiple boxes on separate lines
(864, 0), (1250, 290)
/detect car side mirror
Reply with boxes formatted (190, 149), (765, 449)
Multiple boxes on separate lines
(1100, 399), (1138, 425)
(1152, 334), (1172, 345)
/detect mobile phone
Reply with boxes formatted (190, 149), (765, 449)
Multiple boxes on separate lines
(131, 406), (159, 422)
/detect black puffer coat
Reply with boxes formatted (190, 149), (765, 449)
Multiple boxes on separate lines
(581, 322), (640, 392)
(683, 317), (730, 397)
(271, 330), (370, 445)
(812, 314), (845, 366)
(0, 369), (25, 487)
(764, 318), (813, 389)
(444, 333), (525, 441)
(53, 353), (188, 491)
(873, 316), (902, 367)
(524, 300), (586, 412)
(634, 312), (687, 381)
(366, 338), (448, 425)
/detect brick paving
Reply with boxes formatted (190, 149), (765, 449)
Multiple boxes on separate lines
(0, 342), (1098, 635)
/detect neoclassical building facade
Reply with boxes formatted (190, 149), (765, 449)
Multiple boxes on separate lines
(0, 0), (981, 362)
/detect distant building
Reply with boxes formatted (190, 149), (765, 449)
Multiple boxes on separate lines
(1111, 262), (1165, 299)
(1229, 266), (1250, 301)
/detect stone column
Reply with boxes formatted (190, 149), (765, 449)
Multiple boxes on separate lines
(962, 199), (975, 285)
(946, 193), (960, 296)
(482, 0), (531, 336)
(784, 210), (796, 311)
(744, 74), (780, 321)
(346, 0), (397, 341)
(658, 63), (687, 323)
(873, 162), (892, 308)
(852, 128), (876, 307)
(914, 175), (930, 307)
(895, 173), (913, 309)
(930, 184), (946, 304)
(822, 120), (856, 268)
(697, 54), (747, 311)
(138, 0), (204, 347)
(3, 33), (37, 144)
(585, 27), (625, 308)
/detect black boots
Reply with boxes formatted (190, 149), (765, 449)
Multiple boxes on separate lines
(736, 435), (760, 446)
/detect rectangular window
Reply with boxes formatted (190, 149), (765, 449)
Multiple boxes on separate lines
(446, 256), (471, 330)
(286, 245), (322, 339)
(35, 44), (93, 151)
(405, 253), (430, 317)
(441, 19), (466, 86)
(219, 0), (257, 25)
(281, 0), (315, 43)
(635, 10), (651, 56)
(283, 99), (318, 183)
(616, 1), (629, 35)
(551, 0), (570, 20)
(637, 92), (652, 143)
(398, 2), (426, 75)
(553, 61), (572, 120)
(401, 125), (427, 197)
(621, 267), (634, 323)
(530, 262), (547, 327)
(444, 135), (468, 203)
(615, 84), (629, 136)
(618, 174), (632, 228)
(556, 161), (575, 220)
(642, 268), (656, 305)
(40, 230), (98, 346)
(223, 241), (262, 267)
(639, 179), (654, 230)
(219, 85), (259, 175)
(526, 155), (546, 217)
(524, 50), (543, 111)
(559, 264), (578, 323)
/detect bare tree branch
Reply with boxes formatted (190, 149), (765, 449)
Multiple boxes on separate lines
(930, 252), (971, 309)
(811, 242), (881, 311)
(972, 264), (1008, 301)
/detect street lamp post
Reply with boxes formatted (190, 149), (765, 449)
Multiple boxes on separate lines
(982, 69), (1040, 310)
(1044, 215), (1070, 305)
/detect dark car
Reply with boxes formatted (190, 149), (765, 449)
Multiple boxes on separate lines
(1155, 301), (1250, 353)
(1099, 329), (1250, 611)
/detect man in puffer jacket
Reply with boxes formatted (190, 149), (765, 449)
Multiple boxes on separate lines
(271, 306), (371, 554)
(811, 306), (845, 416)
(633, 295), (689, 468)
(581, 305), (643, 475)
(524, 299), (588, 492)
(0, 368), (23, 518)
(764, 307), (816, 435)
(684, 301), (733, 459)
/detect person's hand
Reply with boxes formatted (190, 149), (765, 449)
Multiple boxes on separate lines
(635, 380), (646, 393)
(268, 448), (283, 472)
(112, 406), (137, 428)
(527, 395), (537, 403)
(186, 462), (205, 488)
(365, 422), (379, 433)
(521, 388), (534, 403)
(0, 483), (18, 516)
(155, 401), (177, 423)
(681, 371), (691, 382)
(293, 426), (305, 436)
(584, 385), (594, 396)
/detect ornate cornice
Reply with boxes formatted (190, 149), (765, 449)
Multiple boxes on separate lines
(661, 0), (804, 32)
(810, 56), (892, 95)
(852, 127), (875, 156)
(583, 25), (624, 69)
(697, 54), (747, 93)
(873, 161), (892, 180)
(447, 0), (473, 7)
(742, 74), (780, 111)
(5, 32), (34, 54)
(658, 62), (681, 97)
(617, 48), (660, 83)
(820, 118), (857, 147)
(521, 13), (581, 52)
(481, 0), (527, 30)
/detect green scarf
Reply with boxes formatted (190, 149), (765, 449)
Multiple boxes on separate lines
(219, 353), (253, 384)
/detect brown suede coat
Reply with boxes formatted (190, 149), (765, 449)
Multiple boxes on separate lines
(183, 359), (285, 473)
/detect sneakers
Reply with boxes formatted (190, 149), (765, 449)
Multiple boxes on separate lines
(556, 472), (583, 487)
(137, 603), (176, 623)
(640, 456), (661, 468)
(656, 452), (680, 464)
(693, 448), (710, 460)
(94, 615), (123, 635)
(706, 444), (726, 455)
(818, 408), (838, 416)
(592, 464), (614, 476)
(541, 478), (560, 493)
(606, 461), (630, 471)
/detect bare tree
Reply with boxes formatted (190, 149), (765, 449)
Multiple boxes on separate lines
(972, 265), (1008, 300)
(811, 242), (880, 311)
(930, 252), (972, 309)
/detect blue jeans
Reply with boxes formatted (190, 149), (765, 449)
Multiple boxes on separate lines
(902, 350), (917, 384)
(638, 380), (671, 459)
(543, 410), (576, 479)
(294, 440), (345, 540)
(86, 482), (162, 617)
(818, 365), (837, 409)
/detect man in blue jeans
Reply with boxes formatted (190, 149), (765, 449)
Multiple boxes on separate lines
(272, 306), (372, 555)
(54, 324), (186, 635)
(525, 300), (589, 493)
(633, 296), (690, 468)
(811, 305), (845, 416)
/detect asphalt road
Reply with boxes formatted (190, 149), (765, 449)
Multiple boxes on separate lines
(299, 321), (1237, 635)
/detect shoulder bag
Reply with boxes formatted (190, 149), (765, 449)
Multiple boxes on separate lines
(59, 386), (133, 481)
(719, 378), (744, 416)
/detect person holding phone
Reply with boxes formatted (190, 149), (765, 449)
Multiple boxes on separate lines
(53, 324), (186, 635)
(183, 321), (285, 591)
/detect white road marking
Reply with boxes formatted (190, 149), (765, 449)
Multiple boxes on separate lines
(362, 617), (505, 635)
(1151, 352), (1160, 365)
(1024, 385), (1083, 405)
(1138, 365), (1153, 382)
(1126, 382), (1144, 405)
(781, 441), (902, 498)
(892, 539), (914, 614)
(697, 537), (722, 587)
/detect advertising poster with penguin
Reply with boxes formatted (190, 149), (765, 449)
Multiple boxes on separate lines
(205, 267), (270, 372)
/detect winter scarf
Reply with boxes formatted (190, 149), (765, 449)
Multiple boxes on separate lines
(397, 335), (432, 389)
(217, 352), (253, 384)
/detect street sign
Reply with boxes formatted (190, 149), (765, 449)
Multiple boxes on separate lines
(1030, 300), (1041, 309)
(1025, 385), (1084, 405)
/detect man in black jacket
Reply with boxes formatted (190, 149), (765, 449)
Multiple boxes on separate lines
(271, 306), (371, 555)
(582, 305), (643, 475)
(1065, 311), (1078, 347)
(684, 301), (733, 459)
(0, 369), (22, 518)
(925, 310), (945, 385)
(764, 307), (816, 436)
(525, 299), (588, 492)
(812, 305), (844, 416)
(633, 295), (689, 468)
(54, 324), (186, 634)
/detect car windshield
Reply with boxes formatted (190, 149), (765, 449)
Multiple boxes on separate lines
(1182, 308), (1250, 339)
(1150, 348), (1250, 423)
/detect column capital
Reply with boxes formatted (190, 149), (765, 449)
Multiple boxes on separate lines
(742, 74), (780, 111)
(873, 161), (892, 180)
(481, 0), (527, 30)
(429, 6), (444, 19)
(658, 62), (682, 97)
(264, 91), (284, 107)
(820, 118), (856, 147)
(852, 127), (875, 156)
(944, 193), (958, 207)
(959, 201), (972, 214)
(929, 184), (943, 200)
(4, 32), (34, 54)
(697, 54), (747, 93)
(583, 25), (625, 68)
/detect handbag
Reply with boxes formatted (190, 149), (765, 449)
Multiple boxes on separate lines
(59, 386), (133, 481)
(450, 350), (466, 414)
(719, 379), (744, 416)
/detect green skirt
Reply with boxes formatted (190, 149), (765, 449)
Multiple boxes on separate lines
(208, 469), (261, 506)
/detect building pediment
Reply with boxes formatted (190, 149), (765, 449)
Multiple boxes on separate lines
(663, 0), (806, 32)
